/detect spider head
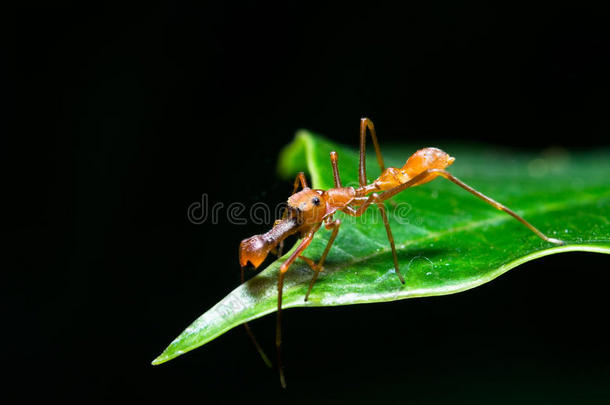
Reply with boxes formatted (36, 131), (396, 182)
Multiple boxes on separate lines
(287, 188), (327, 225)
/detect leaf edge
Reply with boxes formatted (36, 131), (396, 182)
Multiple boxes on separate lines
(151, 243), (610, 366)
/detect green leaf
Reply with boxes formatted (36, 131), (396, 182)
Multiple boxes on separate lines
(153, 131), (610, 365)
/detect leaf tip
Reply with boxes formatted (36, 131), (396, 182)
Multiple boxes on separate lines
(151, 348), (178, 366)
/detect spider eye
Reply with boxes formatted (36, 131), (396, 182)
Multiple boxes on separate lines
(312, 197), (320, 206)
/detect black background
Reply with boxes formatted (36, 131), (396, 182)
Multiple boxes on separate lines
(11, 2), (610, 403)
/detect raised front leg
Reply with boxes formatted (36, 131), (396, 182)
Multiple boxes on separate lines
(291, 172), (308, 194)
(359, 118), (387, 187)
(274, 172), (309, 257)
(329, 151), (342, 188)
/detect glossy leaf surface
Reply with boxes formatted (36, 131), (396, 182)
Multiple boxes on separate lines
(153, 132), (610, 365)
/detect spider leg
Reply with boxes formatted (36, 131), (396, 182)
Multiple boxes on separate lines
(378, 169), (564, 245)
(297, 219), (342, 301)
(276, 231), (316, 389)
(359, 118), (386, 187)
